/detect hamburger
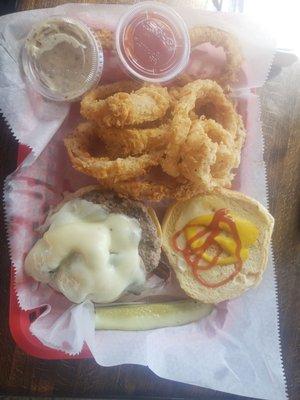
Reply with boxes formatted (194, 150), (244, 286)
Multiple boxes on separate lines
(25, 186), (161, 303)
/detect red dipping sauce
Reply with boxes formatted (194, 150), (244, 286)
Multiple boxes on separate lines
(116, 2), (190, 83)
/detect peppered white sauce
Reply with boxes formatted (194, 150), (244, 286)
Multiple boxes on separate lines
(24, 18), (99, 99)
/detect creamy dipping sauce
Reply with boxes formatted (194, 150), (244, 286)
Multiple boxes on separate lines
(24, 199), (146, 303)
(23, 17), (103, 101)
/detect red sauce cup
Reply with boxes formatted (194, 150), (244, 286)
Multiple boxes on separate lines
(115, 1), (190, 83)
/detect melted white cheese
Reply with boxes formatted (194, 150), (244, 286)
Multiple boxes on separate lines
(25, 199), (146, 303)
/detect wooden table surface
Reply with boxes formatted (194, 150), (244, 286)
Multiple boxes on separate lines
(0, 1), (299, 399)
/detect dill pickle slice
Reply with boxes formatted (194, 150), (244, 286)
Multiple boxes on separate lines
(95, 300), (213, 330)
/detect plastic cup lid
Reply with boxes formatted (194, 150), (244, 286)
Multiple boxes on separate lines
(115, 1), (190, 83)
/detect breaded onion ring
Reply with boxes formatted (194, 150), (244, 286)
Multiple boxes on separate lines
(179, 119), (217, 187)
(179, 118), (237, 188)
(161, 79), (238, 177)
(81, 84), (170, 128)
(102, 175), (205, 202)
(178, 26), (243, 87)
(64, 122), (163, 183)
(233, 114), (246, 167)
(95, 28), (114, 50)
(97, 124), (170, 157)
(81, 81), (141, 122)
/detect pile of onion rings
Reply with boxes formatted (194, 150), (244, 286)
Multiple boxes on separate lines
(65, 24), (245, 201)
(65, 77), (245, 201)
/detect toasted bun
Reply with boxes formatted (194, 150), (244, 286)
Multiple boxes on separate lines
(162, 188), (274, 303)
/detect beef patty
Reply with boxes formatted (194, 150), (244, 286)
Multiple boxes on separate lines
(81, 189), (161, 273)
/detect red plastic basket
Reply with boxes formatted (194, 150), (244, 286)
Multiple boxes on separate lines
(9, 145), (91, 359)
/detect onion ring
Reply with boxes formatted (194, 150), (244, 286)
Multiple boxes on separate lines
(102, 175), (205, 202)
(64, 122), (163, 182)
(179, 118), (237, 188)
(233, 114), (246, 167)
(81, 84), (170, 128)
(81, 80), (141, 123)
(161, 79), (238, 177)
(96, 124), (170, 157)
(178, 26), (243, 87)
(95, 28), (114, 50)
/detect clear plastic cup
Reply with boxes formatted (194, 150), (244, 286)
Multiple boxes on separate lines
(22, 16), (104, 102)
(115, 1), (190, 83)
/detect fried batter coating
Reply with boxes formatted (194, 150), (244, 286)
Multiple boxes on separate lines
(161, 79), (239, 178)
(102, 174), (205, 202)
(97, 125), (170, 157)
(179, 118), (237, 189)
(177, 26), (243, 87)
(81, 84), (170, 128)
(64, 122), (163, 183)
(81, 81), (141, 122)
(95, 28), (114, 50)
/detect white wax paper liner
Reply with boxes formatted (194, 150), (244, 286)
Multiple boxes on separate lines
(0, 3), (275, 157)
(1, 3), (287, 400)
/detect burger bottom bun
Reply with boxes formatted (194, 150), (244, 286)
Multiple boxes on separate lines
(162, 188), (274, 304)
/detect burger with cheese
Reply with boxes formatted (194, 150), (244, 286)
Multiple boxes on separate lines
(25, 186), (161, 304)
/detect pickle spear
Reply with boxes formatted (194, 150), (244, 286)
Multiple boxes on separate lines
(95, 300), (213, 331)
